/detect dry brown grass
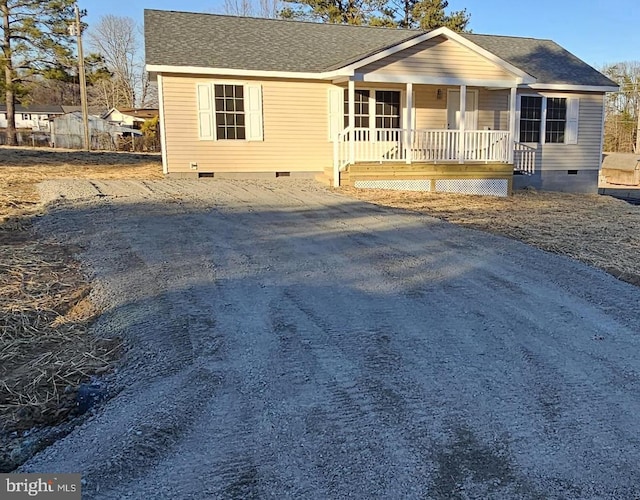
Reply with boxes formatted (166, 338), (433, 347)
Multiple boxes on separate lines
(0, 147), (162, 224)
(342, 187), (640, 287)
(0, 147), (162, 431)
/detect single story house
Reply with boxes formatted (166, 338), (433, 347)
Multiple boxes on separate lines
(102, 107), (159, 130)
(0, 104), (65, 131)
(144, 10), (618, 195)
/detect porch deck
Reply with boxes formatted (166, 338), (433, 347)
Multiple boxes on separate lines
(319, 161), (514, 196)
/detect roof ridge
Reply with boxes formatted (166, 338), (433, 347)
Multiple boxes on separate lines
(144, 9), (425, 33)
(464, 32), (555, 43)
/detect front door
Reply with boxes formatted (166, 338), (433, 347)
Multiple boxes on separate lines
(447, 89), (478, 130)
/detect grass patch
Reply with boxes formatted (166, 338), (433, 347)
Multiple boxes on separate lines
(342, 187), (640, 287)
(0, 147), (162, 432)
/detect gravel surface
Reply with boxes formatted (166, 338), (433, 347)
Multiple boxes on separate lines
(21, 179), (640, 499)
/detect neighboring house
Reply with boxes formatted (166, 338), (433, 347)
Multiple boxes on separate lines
(52, 111), (141, 150)
(103, 108), (159, 130)
(61, 105), (107, 116)
(0, 104), (65, 131)
(144, 10), (618, 195)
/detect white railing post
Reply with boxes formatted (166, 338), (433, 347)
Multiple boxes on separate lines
(333, 133), (340, 187)
(509, 86), (517, 164)
(458, 85), (466, 164)
(405, 82), (413, 164)
(348, 80), (355, 166)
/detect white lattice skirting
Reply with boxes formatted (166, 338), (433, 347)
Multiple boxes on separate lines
(353, 178), (509, 197)
(353, 180), (432, 191)
(435, 179), (508, 197)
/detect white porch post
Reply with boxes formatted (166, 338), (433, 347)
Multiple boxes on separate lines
(405, 82), (413, 164)
(458, 84), (467, 164)
(348, 79), (355, 165)
(508, 86), (517, 164)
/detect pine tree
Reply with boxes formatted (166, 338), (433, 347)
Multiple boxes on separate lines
(399, 0), (469, 30)
(281, 0), (469, 30)
(280, 0), (391, 25)
(1, 0), (76, 145)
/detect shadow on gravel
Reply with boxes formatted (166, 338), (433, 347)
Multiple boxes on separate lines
(17, 195), (640, 498)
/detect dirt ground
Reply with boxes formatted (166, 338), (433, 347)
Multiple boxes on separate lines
(20, 179), (640, 498)
(0, 147), (162, 461)
(342, 187), (640, 287)
(3, 148), (640, 477)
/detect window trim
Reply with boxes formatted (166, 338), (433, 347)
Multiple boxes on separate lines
(343, 88), (371, 129)
(196, 80), (263, 142)
(517, 93), (578, 146)
(214, 83), (247, 141)
(342, 86), (405, 137)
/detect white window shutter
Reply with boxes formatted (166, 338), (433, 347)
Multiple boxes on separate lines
(196, 83), (214, 140)
(328, 87), (342, 141)
(245, 84), (263, 141)
(565, 97), (579, 144)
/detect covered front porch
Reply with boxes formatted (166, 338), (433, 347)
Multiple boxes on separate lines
(331, 80), (535, 195)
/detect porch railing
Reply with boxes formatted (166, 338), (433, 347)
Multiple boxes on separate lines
(513, 142), (537, 174)
(334, 128), (511, 173)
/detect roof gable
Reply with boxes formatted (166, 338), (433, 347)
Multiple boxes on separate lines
(354, 31), (530, 84)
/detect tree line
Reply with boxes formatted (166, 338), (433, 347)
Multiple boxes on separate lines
(601, 62), (640, 154)
(226, 0), (470, 30)
(0, 0), (152, 145)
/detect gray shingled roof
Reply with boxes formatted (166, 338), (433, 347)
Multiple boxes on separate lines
(461, 34), (615, 87)
(0, 104), (65, 114)
(145, 10), (416, 73)
(145, 10), (616, 87)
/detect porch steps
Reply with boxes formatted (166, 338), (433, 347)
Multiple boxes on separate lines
(314, 167), (350, 187)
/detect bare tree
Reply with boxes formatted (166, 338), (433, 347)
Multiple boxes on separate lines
(88, 14), (146, 109)
(224, 0), (281, 18)
(602, 62), (640, 153)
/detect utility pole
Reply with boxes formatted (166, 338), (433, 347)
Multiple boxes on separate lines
(74, 3), (90, 151)
(636, 99), (640, 154)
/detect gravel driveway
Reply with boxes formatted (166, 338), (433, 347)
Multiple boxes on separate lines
(23, 179), (640, 499)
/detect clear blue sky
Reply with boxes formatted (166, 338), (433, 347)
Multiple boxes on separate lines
(79, 0), (639, 67)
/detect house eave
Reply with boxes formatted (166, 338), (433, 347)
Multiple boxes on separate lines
(145, 64), (352, 80)
(355, 73), (523, 87)
(522, 83), (620, 92)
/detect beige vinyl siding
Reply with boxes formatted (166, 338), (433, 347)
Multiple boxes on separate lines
(517, 91), (604, 171)
(478, 89), (509, 130)
(414, 84), (445, 129)
(414, 86), (509, 130)
(359, 36), (515, 81)
(162, 75), (333, 173)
